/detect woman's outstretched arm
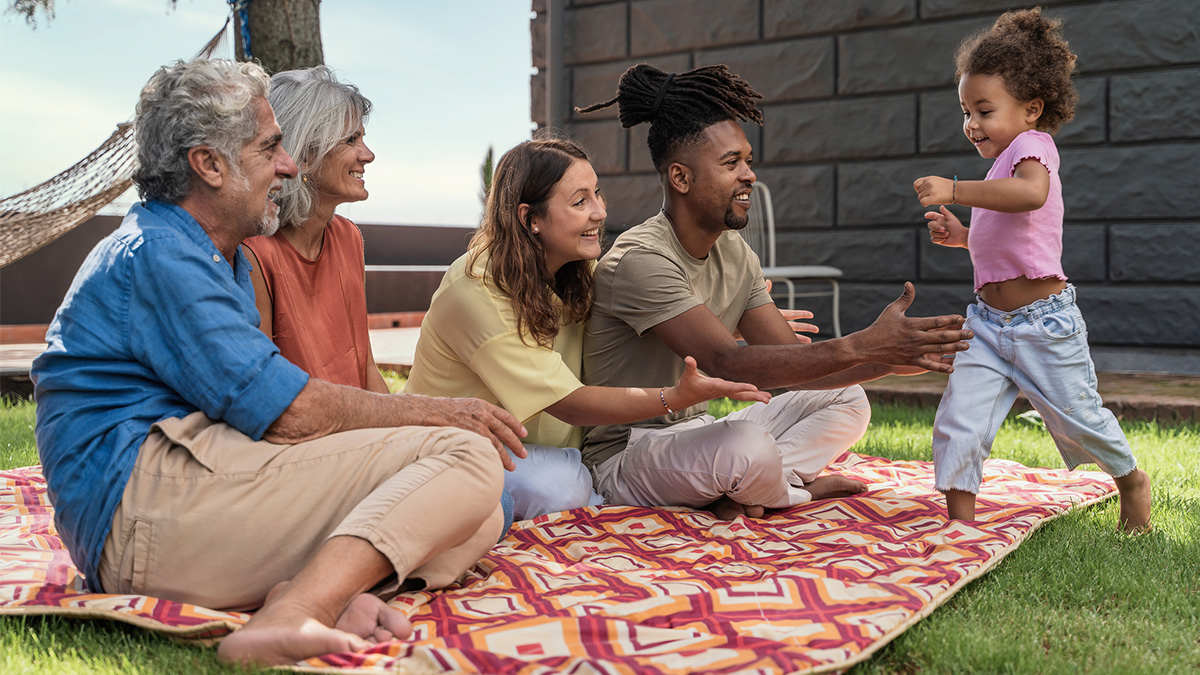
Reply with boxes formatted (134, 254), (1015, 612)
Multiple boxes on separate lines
(543, 356), (770, 426)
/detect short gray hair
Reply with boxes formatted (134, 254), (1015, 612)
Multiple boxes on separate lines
(132, 59), (271, 203)
(268, 66), (372, 226)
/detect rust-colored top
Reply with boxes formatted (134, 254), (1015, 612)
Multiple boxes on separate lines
(243, 215), (372, 389)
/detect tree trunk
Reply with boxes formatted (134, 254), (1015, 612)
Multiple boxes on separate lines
(235, 0), (323, 74)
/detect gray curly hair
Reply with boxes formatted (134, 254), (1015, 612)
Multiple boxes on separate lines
(132, 59), (271, 203)
(268, 66), (373, 226)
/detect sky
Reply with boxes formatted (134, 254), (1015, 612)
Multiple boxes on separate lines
(0, 0), (535, 226)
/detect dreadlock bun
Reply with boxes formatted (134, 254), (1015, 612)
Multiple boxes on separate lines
(577, 63), (763, 171)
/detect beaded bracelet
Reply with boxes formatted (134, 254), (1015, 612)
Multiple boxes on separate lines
(951, 175), (958, 205)
(659, 387), (677, 414)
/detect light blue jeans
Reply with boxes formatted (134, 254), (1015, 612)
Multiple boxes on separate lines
(501, 444), (603, 523)
(932, 285), (1137, 494)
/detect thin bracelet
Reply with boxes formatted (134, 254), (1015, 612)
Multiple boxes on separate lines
(951, 175), (958, 205)
(659, 387), (677, 414)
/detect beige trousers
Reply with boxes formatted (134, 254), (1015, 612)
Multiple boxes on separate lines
(98, 412), (503, 612)
(594, 386), (871, 510)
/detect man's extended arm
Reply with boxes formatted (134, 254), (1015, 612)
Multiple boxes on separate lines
(735, 304), (925, 389)
(265, 378), (528, 470)
(652, 282), (970, 390)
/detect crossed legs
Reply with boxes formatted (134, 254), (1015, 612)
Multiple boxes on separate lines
(594, 386), (871, 518)
(98, 412), (503, 666)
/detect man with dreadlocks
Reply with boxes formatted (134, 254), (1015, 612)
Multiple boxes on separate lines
(578, 64), (974, 519)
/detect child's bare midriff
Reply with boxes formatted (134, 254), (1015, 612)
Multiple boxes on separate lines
(979, 275), (1067, 312)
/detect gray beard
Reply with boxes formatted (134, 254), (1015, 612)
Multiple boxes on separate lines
(255, 209), (281, 237)
(232, 169), (281, 237)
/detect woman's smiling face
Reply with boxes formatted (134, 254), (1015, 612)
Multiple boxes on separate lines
(308, 123), (376, 206)
(531, 158), (606, 275)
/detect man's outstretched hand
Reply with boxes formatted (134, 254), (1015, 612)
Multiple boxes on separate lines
(853, 282), (971, 373)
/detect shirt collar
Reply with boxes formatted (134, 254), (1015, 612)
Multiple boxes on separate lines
(139, 200), (251, 283)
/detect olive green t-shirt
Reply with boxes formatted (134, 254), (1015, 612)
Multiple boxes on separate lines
(581, 211), (772, 468)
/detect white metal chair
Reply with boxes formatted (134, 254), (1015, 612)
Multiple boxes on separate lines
(741, 182), (843, 338)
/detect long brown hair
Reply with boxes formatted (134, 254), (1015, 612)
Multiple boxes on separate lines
(468, 135), (597, 347)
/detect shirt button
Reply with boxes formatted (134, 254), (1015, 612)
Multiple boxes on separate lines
(212, 254), (221, 263)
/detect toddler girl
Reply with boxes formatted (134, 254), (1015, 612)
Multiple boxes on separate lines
(912, 8), (1151, 532)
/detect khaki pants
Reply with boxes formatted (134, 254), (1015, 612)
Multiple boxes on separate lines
(594, 386), (871, 510)
(98, 412), (503, 612)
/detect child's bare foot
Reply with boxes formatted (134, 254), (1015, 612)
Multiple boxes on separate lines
(943, 489), (977, 521)
(805, 475), (866, 500)
(1114, 468), (1152, 534)
(217, 597), (371, 667)
(706, 496), (765, 520)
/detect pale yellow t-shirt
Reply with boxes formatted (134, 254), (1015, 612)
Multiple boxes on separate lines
(404, 250), (585, 449)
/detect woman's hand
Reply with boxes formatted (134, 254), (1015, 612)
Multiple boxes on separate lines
(779, 308), (819, 343)
(665, 356), (772, 411)
(733, 302), (819, 343)
(926, 206), (968, 249)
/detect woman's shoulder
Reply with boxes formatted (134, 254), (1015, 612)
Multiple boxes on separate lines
(426, 251), (522, 341)
(326, 214), (365, 245)
(242, 231), (288, 265)
(432, 251), (498, 308)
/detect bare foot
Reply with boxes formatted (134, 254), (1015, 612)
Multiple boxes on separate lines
(1114, 468), (1152, 534)
(335, 593), (412, 644)
(217, 598), (371, 667)
(261, 583), (411, 644)
(706, 496), (765, 520)
(805, 475), (867, 501)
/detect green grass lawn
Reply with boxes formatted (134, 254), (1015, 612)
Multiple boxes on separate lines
(2, 398), (1198, 674)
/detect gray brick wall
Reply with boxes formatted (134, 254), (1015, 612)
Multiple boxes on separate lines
(532, 0), (1200, 348)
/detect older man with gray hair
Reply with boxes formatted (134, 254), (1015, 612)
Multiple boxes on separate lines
(31, 59), (526, 667)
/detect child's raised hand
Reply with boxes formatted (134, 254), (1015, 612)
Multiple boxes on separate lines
(913, 175), (954, 207)
(925, 206), (968, 248)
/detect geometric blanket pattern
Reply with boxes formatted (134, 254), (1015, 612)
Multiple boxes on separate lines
(0, 452), (1115, 673)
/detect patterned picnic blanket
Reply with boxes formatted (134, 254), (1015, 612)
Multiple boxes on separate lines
(1, 452), (1114, 673)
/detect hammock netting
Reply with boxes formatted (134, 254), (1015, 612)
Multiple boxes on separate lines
(0, 124), (136, 267)
(0, 18), (236, 268)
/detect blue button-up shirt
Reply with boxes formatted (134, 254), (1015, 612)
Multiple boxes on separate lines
(31, 201), (310, 588)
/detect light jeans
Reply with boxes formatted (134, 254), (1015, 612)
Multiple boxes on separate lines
(593, 387), (871, 510)
(503, 444), (604, 521)
(932, 285), (1138, 494)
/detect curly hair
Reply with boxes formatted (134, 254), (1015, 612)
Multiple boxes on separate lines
(133, 59), (270, 203)
(955, 7), (1077, 133)
(576, 63), (763, 171)
(467, 133), (598, 348)
(268, 66), (373, 227)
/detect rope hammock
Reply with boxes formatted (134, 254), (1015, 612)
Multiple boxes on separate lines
(0, 124), (136, 268)
(0, 16), (239, 268)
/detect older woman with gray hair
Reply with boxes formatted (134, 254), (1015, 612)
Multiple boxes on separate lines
(243, 67), (520, 531)
(243, 66), (388, 393)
